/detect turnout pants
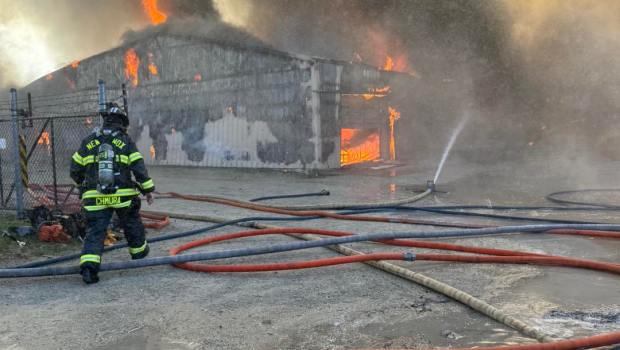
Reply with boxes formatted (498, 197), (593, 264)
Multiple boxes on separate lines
(79, 197), (148, 271)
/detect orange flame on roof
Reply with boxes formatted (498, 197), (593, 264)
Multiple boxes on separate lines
(124, 48), (140, 87)
(382, 54), (419, 77)
(142, 0), (167, 25)
(70, 60), (80, 69)
(388, 107), (401, 161)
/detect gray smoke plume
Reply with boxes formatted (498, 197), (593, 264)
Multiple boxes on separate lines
(233, 0), (620, 165)
(0, 0), (220, 90)
(3, 0), (620, 179)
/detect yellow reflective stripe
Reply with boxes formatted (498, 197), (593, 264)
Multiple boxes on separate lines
(129, 241), (148, 255)
(82, 188), (140, 199)
(129, 152), (143, 163)
(83, 205), (108, 211)
(110, 200), (132, 209)
(140, 179), (154, 190)
(72, 152), (85, 166)
(80, 254), (101, 264)
(115, 155), (130, 165)
(82, 155), (95, 165)
(84, 199), (132, 211)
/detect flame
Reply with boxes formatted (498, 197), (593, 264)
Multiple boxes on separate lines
(148, 63), (158, 75)
(382, 54), (419, 77)
(38, 131), (51, 152)
(150, 144), (156, 160)
(45, 74), (53, 81)
(147, 53), (158, 76)
(362, 86), (391, 101)
(389, 183), (396, 193)
(194, 73), (202, 81)
(124, 48), (140, 87)
(340, 128), (380, 166)
(141, 0), (167, 25)
(70, 60), (80, 69)
(388, 107), (401, 161)
(383, 56), (394, 71)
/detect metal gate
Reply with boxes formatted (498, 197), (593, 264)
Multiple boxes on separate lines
(0, 81), (127, 218)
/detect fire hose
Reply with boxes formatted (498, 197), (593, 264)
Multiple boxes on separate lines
(547, 188), (620, 208)
(163, 188), (434, 211)
(168, 225), (620, 346)
(2, 223), (619, 278)
(2, 223), (619, 349)
(168, 228), (620, 275)
(249, 189), (330, 202)
(13, 203), (620, 270)
(358, 330), (620, 350)
(159, 192), (620, 238)
(5, 190), (620, 349)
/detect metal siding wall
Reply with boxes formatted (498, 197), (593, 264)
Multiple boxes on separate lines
(315, 62), (343, 168)
(127, 65), (315, 168)
(20, 36), (397, 169)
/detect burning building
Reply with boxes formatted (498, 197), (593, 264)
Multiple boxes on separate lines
(23, 22), (414, 170)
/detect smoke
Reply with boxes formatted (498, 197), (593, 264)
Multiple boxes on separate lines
(0, 0), (149, 90)
(0, 0), (221, 90)
(3, 0), (620, 181)
(216, 1), (620, 168)
(501, 1), (620, 153)
(121, 16), (268, 50)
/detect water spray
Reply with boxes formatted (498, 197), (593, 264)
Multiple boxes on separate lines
(432, 112), (471, 185)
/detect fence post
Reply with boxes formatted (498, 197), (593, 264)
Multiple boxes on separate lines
(98, 79), (106, 113)
(50, 118), (58, 207)
(122, 83), (128, 116)
(10, 88), (25, 219)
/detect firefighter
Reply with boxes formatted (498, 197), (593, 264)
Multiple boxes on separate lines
(70, 103), (154, 284)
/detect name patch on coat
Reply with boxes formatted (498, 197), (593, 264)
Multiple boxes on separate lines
(95, 196), (121, 206)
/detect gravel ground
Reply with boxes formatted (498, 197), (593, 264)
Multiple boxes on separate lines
(0, 160), (618, 350)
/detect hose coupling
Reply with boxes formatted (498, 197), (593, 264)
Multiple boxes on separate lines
(426, 180), (436, 192)
(403, 252), (417, 262)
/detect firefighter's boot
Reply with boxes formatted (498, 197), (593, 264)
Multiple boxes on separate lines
(80, 262), (100, 284)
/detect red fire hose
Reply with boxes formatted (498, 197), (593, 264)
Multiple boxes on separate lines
(358, 330), (620, 350)
(169, 227), (620, 349)
(140, 211), (170, 229)
(169, 228), (620, 275)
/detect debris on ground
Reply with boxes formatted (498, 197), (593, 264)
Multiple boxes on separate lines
(441, 330), (464, 340)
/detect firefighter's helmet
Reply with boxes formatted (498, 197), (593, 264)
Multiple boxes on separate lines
(102, 102), (129, 128)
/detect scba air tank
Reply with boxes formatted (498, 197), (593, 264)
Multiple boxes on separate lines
(97, 143), (116, 194)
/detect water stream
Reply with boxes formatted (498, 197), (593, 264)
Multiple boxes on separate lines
(433, 113), (470, 184)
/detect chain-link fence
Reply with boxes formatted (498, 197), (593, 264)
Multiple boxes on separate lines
(0, 85), (126, 216)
